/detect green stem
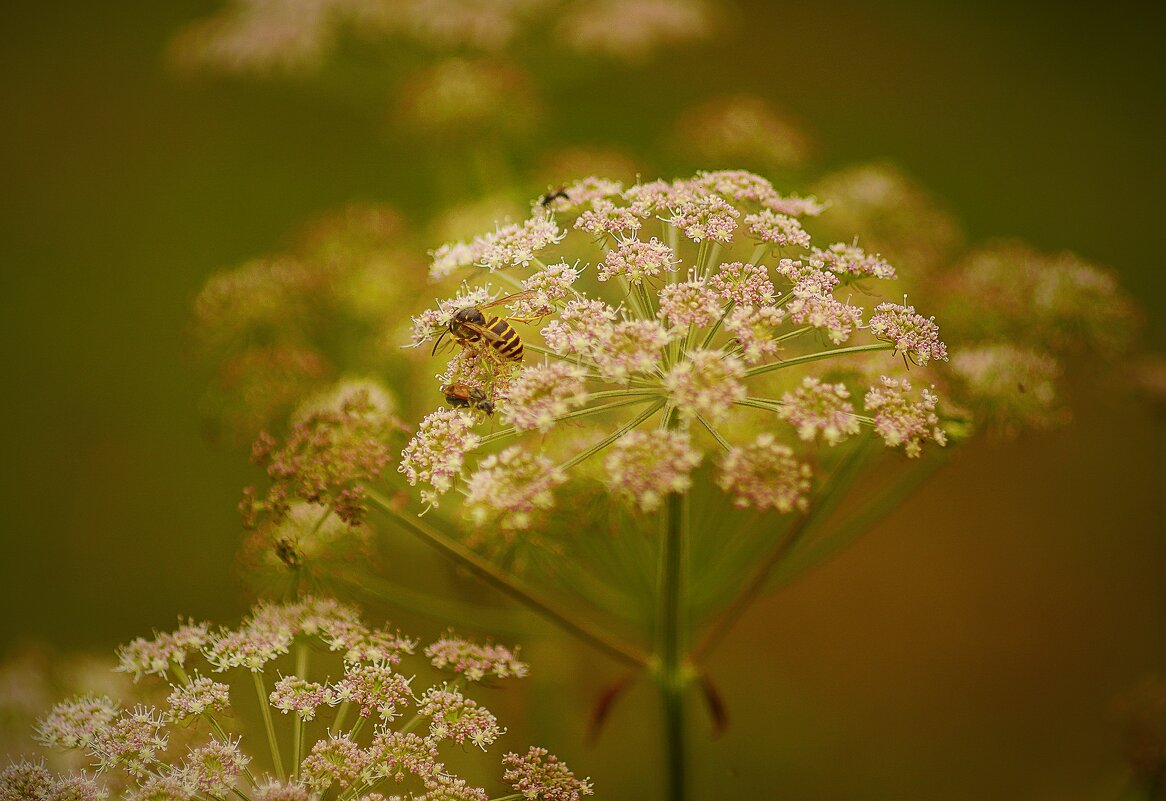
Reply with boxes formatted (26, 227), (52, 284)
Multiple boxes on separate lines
(638, 282), (658, 319)
(690, 435), (874, 663)
(749, 243), (768, 265)
(744, 342), (894, 378)
(329, 700), (351, 737)
(558, 400), (664, 472)
(691, 516), (810, 665)
(770, 452), (949, 591)
(252, 672), (286, 782)
(476, 395), (661, 448)
(292, 644), (308, 781)
(699, 301), (735, 351)
(773, 325), (813, 343)
(520, 341), (594, 366)
(398, 710), (425, 735)
(332, 571), (525, 634)
(585, 388), (666, 400)
(694, 240), (709, 278)
(681, 320), (697, 360)
(203, 714), (228, 742)
(521, 343), (657, 388)
(705, 242), (723, 275)
(366, 489), (649, 668)
(173, 664), (260, 789)
(657, 488), (689, 801)
(734, 396), (786, 413)
(666, 221), (680, 260)
(309, 508), (331, 537)
(620, 274), (648, 320)
(294, 640), (309, 676)
(695, 415), (732, 451)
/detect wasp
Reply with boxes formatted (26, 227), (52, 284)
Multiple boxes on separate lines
(441, 382), (495, 415)
(431, 290), (543, 363)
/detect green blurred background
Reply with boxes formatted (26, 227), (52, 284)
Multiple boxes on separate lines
(1, 1), (1163, 798)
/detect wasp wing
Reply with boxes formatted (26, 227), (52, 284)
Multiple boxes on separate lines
(456, 319), (509, 345)
(477, 289), (543, 313)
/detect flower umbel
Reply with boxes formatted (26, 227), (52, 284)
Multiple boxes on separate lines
(868, 301), (948, 366)
(418, 687), (504, 750)
(399, 408), (481, 506)
(29, 599), (589, 801)
(463, 447), (567, 532)
(401, 171), (951, 532)
(244, 388), (407, 528)
(717, 434), (812, 512)
(502, 746), (595, 801)
(426, 634), (529, 681)
(604, 429), (703, 513)
(777, 377), (861, 446)
(864, 376), (948, 458)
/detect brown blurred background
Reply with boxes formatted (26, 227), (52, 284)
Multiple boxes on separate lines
(1, 1), (1163, 798)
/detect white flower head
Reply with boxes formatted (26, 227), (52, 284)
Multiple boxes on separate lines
(401, 172), (952, 535)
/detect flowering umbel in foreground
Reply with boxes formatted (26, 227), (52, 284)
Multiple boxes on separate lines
(401, 170), (953, 532)
(13, 598), (591, 801)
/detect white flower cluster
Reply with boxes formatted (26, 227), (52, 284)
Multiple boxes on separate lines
(401, 170), (951, 532)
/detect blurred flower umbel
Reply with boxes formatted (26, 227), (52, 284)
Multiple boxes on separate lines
(6, 598), (591, 801)
(667, 97), (813, 172)
(554, 0), (718, 62)
(800, 173), (1139, 442)
(936, 240), (1138, 357)
(810, 162), (964, 278)
(398, 58), (543, 143)
(192, 204), (424, 443)
(170, 0), (707, 76)
(927, 240), (1138, 438)
(401, 170), (953, 532)
(237, 501), (379, 598)
(168, 0), (543, 75)
(243, 385), (408, 529)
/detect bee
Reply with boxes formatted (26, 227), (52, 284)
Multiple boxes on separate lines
(441, 382), (495, 415)
(431, 290), (543, 363)
(539, 185), (569, 207)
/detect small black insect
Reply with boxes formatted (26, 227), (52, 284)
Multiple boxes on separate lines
(539, 185), (569, 206)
